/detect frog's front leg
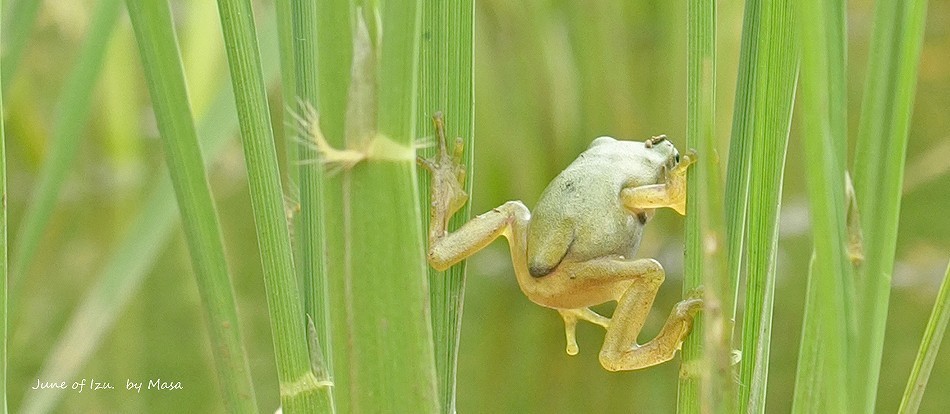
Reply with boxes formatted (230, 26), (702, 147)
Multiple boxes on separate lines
(418, 113), (531, 271)
(622, 150), (696, 215)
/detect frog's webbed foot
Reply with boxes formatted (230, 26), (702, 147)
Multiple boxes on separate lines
(418, 112), (468, 240)
(558, 308), (610, 356)
(621, 149), (696, 216)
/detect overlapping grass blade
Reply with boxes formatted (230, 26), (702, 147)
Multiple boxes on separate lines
(417, 2), (474, 412)
(347, 3), (438, 410)
(791, 0), (852, 412)
(734, 2), (797, 413)
(287, 1), (336, 409)
(678, 0), (722, 412)
(313, 2), (439, 411)
(852, 1), (930, 411)
(213, 0), (330, 411)
(125, 0), (257, 410)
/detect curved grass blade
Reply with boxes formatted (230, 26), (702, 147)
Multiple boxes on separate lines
(898, 261), (950, 414)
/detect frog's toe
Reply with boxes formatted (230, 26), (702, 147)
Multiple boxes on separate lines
(417, 155), (435, 171)
(452, 136), (465, 163)
(675, 298), (704, 318)
(682, 149), (698, 165)
(685, 285), (705, 301)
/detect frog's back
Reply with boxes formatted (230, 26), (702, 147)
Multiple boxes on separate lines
(525, 137), (671, 277)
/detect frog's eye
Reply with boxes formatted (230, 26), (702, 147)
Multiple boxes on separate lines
(674, 152), (681, 163)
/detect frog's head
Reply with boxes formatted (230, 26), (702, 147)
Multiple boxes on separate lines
(588, 134), (682, 173)
(643, 134), (681, 171)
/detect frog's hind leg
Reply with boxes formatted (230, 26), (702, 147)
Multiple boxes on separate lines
(597, 259), (701, 371)
(558, 308), (610, 355)
(554, 257), (701, 370)
(545, 257), (701, 369)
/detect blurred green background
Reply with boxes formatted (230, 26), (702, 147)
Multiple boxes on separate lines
(4, 0), (949, 412)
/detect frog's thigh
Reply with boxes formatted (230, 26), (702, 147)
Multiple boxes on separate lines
(428, 200), (529, 271)
(544, 257), (664, 307)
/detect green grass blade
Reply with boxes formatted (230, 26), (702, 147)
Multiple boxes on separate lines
(417, 1), (474, 412)
(723, 0), (759, 324)
(213, 0), (330, 411)
(791, 255), (821, 413)
(678, 0), (724, 412)
(274, 0), (295, 168)
(793, 0), (853, 411)
(734, 2), (797, 413)
(898, 261), (950, 414)
(18, 22), (283, 412)
(0, 0), (42, 99)
(0, 8), (8, 413)
(852, 1), (930, 411)
(9, 0), (121, 289)
(125, 0), (258, 411)
(315, 2), (438, 411)
(309, 0), (352, 409)
(289, 0), (336, 408)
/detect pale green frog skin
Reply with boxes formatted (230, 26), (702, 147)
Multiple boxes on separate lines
(419, 115), (701, 371)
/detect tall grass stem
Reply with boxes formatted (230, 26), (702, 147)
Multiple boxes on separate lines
(679, 0), (725, 413)
(213, 0), (332, 411)
(125, 0), (259, 410)
(417, 2), (475, 412)
(852, 1), (929, 411)
(792, 0), (853, 411)
(735, 2), (797, 412)
(0, 6), (8, 411)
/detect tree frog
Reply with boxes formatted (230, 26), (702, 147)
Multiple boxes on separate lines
(418, 113), (702, 371)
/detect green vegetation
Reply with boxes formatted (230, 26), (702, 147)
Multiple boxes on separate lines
(124, 0), (257, 411)
(2, 0), (947, 412)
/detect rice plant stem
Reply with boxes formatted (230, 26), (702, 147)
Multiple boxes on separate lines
(417, 2), (475, 412)
(0, 6), (8, 412)
(852, 1), (929, 411)
(678, 1), (723, 412)
(213, 0), (332, 411)
(287, 0), (335, 405)
(793, 0), (853, 411)
(125, 0), (258, 410)
(734, 3), (797, 413)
